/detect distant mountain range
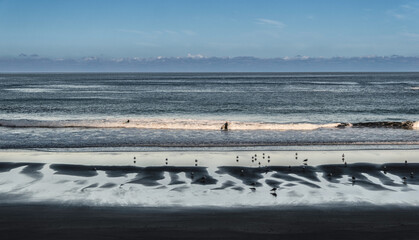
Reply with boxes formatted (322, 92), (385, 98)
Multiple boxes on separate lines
(1, 55), (418, 72)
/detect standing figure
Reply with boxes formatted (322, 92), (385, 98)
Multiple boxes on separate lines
(221, 121), (229, 131)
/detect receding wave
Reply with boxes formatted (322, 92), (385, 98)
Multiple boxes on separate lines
(0, 119), (417, 130)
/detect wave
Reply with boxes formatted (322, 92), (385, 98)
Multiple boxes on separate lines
(0, 119), (417, 131)
(0, 119), (339, 131)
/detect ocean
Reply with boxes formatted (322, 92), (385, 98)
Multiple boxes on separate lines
(0, 72), (417, 151)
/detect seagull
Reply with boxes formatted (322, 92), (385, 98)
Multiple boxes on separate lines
(200, 176), (206, 183)
(270, 187), (277, 191)
(405, 160), (408, 165)
(327, 173), (333, 177)
(352, 176), (356, 181)
(250, 187), (256, 191)
(271, 192), (277, 197)
(303, 159), (308, 162)
(411, 172), (414, 178)
(344, 162), (347, 167)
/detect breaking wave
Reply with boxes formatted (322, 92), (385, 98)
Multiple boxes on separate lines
(0, 119), (417, 131)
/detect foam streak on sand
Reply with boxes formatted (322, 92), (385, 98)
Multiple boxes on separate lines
(1, 157), (419, 207)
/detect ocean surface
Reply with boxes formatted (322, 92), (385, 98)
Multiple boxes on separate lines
(0, 72), (418, 151)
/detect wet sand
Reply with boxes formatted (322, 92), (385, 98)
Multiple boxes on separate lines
(1, 204), (419, 240)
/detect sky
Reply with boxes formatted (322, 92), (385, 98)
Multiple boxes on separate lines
(1, 0), (419, 60)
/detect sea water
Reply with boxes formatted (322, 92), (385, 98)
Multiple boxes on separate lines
(0, 72), (418, 150)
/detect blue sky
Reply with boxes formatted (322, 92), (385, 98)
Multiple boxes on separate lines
(1, 0), (419, 58)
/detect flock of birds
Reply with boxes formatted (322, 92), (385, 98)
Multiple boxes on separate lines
(130, 152), (414, 197)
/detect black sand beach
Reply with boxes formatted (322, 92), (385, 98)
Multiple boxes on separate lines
(1, 204), (419, 240)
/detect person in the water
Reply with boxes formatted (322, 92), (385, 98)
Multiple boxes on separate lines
(221, 121), (228, 131)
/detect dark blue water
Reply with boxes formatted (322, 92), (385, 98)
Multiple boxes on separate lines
(0, 72), (418, 150)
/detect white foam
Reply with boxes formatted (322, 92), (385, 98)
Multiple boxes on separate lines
(0, 118), (340, 131)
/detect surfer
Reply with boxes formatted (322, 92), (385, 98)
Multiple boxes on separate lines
(221, 121), (229, 131)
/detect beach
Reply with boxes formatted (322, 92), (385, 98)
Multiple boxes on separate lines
(0, 72), (418, 238)
(1, 204), (419, 240)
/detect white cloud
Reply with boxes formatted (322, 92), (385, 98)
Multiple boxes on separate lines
(387, 10), (405, 19)
(256, 18), (286, 28)
(187, 53), (205, 59)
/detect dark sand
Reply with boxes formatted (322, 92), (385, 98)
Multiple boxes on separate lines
(1, 204), (419, 240)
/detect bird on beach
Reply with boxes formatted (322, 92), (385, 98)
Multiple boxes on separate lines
(250, 187), (256, 191)
(303, 159), (308, 162)
(200, 176), (206, 183)
(411, 172), (414, 178)
(402, 176), (407, 184)
(240, 169), (244, 176)
(271, 192), (277, 197)
(352, 176), (356, 181)
(270, 187), (277, 191)
(344, 162), (347, 167)
(405, 160), (408, 165)
(327, 173), (333, 178)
